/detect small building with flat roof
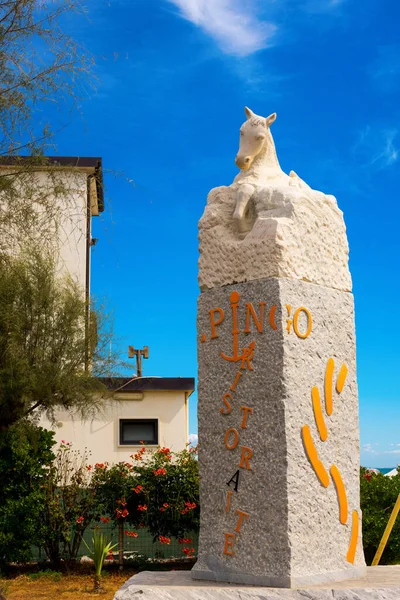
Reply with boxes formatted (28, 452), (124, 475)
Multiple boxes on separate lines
(44, 376), (195, 462)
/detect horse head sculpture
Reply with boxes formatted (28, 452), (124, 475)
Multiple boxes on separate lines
(235, 107), (279, 173)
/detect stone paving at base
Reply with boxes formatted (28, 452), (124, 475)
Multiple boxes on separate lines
(114, 567), (400, 599)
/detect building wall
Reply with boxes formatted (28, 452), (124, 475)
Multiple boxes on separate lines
(0, 167), (90, 291)
(53, 171), (88, 291)
(40, 390), (189, 464)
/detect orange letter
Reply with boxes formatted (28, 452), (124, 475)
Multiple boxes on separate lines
(209, 308), (224, 339)
(234, 509), (249, 533)
(220, 392), (232, 415)
(225, 491), (233, 513)
(293, 307), (312, 339)
(230, 371), (242, 392)
(240, 406), (253, 429)
(239, 446), (253, 470)
(223, 532), (235, 556)
(224, 428), (239, 450)
(244, 302), (265, 333)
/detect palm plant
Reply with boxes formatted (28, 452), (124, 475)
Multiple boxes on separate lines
(83, 531), (117, 593)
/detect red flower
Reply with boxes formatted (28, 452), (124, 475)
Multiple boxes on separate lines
(138, 504), (148, 511)
(179, 538), (193, 544)
(159, 536), (171, 545)
(163, 503), (169, 508)
(364, 473), (372, 482)
(86, 465), (92, 471)
(182, 547), (195, 557)
(115, 508), (129, 519)
(153, 468), (167, 476)
(158, 447), (171, 455)
(76, 516), (84, 524)
(185, 502), (197, 510)
(159, 508), (165, 512)
(125, 531), (138, 537)
(100, 516), (110, 523)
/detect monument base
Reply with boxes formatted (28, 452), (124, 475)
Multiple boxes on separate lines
(191, 565), (366, 587)
(114, 567), (400, 600)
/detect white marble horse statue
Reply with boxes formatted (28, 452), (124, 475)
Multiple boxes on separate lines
(233, 106), (306, 232)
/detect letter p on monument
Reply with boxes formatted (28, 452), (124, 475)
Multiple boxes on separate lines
(192, 108), (366, 587)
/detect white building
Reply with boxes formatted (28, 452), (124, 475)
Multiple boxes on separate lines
(0, 156), (104, 297)
(1, 156), (194, 460)
(50, 376), (195, 463)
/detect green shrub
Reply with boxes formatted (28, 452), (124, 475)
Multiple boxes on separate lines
(92, 445), (199, 563)
(360, 466), (400, 564)
(39, 442), (103, 565)
(0, 422), (55, 568)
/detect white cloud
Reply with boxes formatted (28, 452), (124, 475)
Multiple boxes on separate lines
(166, 0), (276, 56)
(353, 126), (398, 170)
(362, 443), (376, 454)
(188, 433), (198, 446)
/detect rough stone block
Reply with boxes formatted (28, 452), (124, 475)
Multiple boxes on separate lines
(198, 184), (352, 293)
(192, 277), (366, 586)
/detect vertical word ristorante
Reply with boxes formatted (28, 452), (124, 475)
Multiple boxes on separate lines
(200, 291), (313, 558)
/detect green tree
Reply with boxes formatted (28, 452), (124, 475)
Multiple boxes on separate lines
(0, 0), (95, 255)
(0, 0), (92, 154)
(0, 247), (118, 431)
(0, 422), (56, 568)
(360, 466), (400, 564)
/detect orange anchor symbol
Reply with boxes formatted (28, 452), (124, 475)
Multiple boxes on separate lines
(220, 292), (255, 370)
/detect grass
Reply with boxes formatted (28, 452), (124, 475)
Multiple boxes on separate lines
(1, 569), (137, 600)
(0, 561), (194, 600)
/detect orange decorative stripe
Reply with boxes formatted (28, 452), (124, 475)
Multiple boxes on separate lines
(346, 510), (359, 564)
(301, 425), (330, 488)
(336, 363), (348, 394)
(330, 464), (348, 524)
(325, 358), (335, 416)
(312, 386), (328, 442)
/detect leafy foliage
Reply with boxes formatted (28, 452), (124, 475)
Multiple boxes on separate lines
(39, 442), (103, 566)
(0, 0), (95, 256)
(0, 422), (56, 567)
(92, 445), (199, 539)
(91, 445), (199, 562)
(0, 0), (92, 154)
(360, 466), (400, 564)
(83, 532), (117, 592)
(0, 247), (116, 430)
(0, 436), (200, 567)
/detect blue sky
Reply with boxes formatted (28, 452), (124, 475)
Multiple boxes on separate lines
(53, 0), (399, 467)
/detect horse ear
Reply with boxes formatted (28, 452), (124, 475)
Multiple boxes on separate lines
(266, 113), (277, 127)
(244, 106), (255, 120)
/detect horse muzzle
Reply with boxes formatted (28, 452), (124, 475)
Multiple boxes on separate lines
(235, 155), (252, 170)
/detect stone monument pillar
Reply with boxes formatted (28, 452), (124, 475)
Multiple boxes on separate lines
(192, 107), (366, 587)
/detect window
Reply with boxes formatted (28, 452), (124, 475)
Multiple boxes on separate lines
(119, 419), (158, 446)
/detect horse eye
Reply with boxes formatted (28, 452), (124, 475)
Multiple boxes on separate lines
(256, 135), (264, 141)
(240, 131), (244, 136)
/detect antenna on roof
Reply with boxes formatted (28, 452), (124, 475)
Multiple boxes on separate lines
(128, 346), (149, 377)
